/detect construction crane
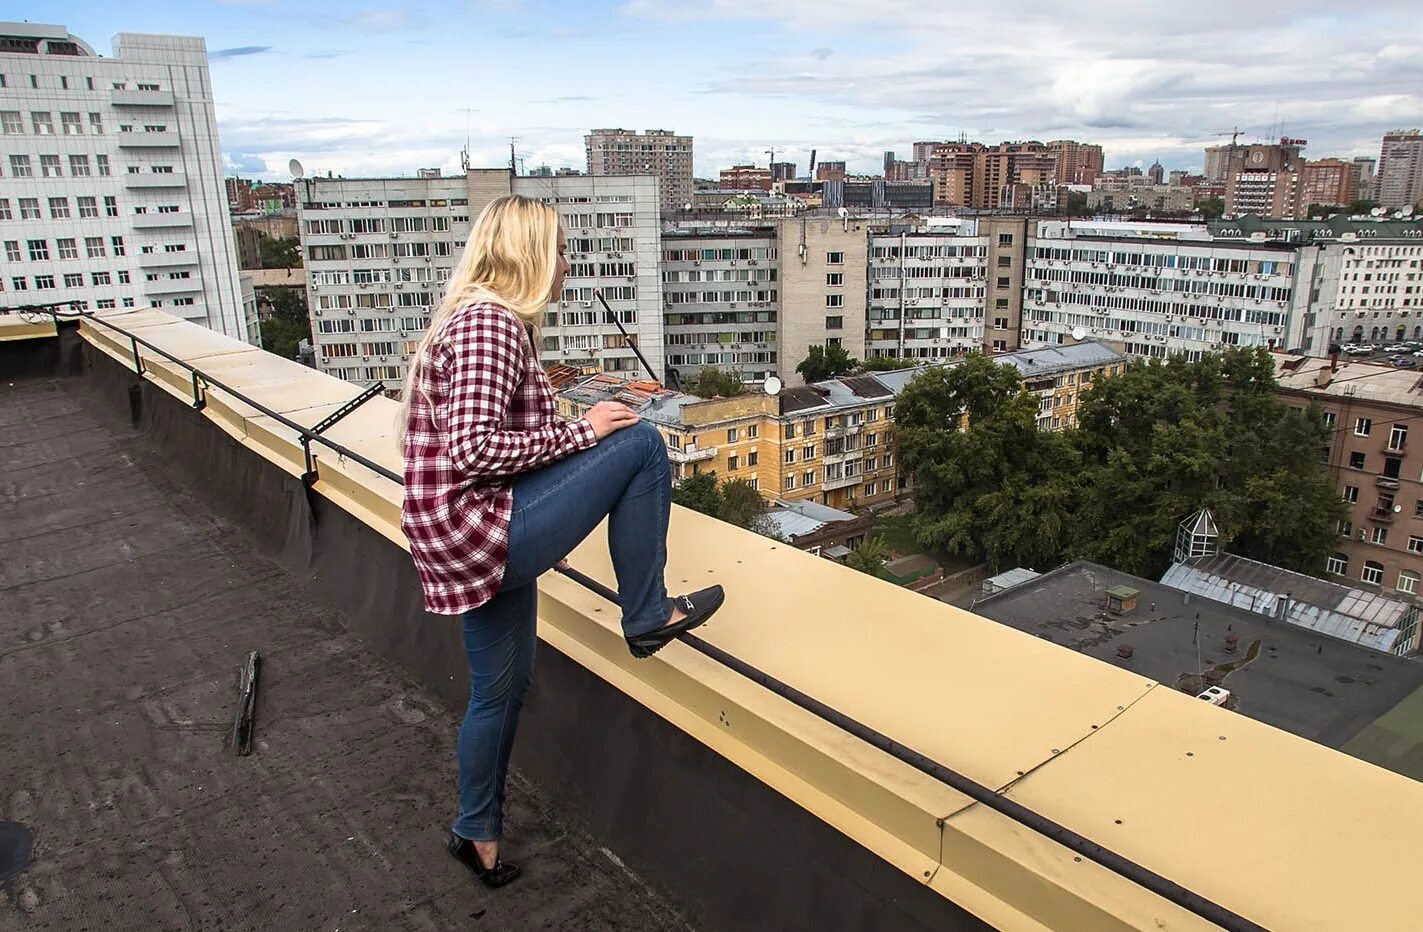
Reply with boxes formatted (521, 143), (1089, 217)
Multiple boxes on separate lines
(1213, 127), (1245, 147)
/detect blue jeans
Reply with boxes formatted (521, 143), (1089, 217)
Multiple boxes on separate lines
(453, 421), (673, 841)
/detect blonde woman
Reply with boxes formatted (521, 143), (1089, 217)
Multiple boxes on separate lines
(400, 195), (724, 889)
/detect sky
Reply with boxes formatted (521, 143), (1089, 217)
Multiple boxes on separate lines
(38, 0), (1423, 182)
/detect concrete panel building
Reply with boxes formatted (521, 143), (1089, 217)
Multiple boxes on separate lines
(297, 169), (663, 387)
(776, 216), (869, 381)
(866, 218), (988, 362)
(0, 21), (246, 340)
(1376, 129), (1423, 211)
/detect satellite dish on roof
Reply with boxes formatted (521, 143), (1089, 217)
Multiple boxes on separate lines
(1402, 205), (1415, 217)
(289, 158), (305, 180)
(1371, 206), (1385, 217)
(764, 375), (783, 396)
(1071, 326), (1087, 341)
(837, 206), (848, 218)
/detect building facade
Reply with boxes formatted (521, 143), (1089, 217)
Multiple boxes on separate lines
(927, 141), (1056, 210)
(1046, 139), (1104, 186)
(867, 218), (989, 362)
(0, 22), (247, 340)
(719, 165), (771, 192)
(584, 128), (691, 213)
(1376, 130), (1423, 211)
(776, 215), (870, 380)
(297, 169), (663, 387)
(1273, 354), (1423, 611)
(1223, 141), (1306, 219)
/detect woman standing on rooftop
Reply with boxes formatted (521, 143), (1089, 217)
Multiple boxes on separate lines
(398, 195), (723, 889)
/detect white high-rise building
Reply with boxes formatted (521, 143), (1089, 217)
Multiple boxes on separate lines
(0, 23), (247, 340)
(297, 168), (664, 387)
(867, 219), (989, 362)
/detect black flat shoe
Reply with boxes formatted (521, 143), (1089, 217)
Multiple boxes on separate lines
(627, 585), (725, 658)
(447, 832), (521, 888)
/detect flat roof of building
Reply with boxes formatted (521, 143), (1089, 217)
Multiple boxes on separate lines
(963, 561), (1423, 778)
(1272, 352), (1423, 410)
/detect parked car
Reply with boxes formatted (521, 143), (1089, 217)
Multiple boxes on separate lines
(1384, 344), (1412, 353)
(1345, 345), (1374, 355)
(1390, 356), (1417, 368)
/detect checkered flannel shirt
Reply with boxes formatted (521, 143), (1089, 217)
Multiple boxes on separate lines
(401, 302), (597, 614)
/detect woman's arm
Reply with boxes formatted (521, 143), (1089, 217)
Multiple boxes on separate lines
(442, 307), (597, 479)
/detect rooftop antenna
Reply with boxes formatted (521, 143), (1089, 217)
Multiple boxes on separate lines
(509, 137), (518, 175)
(460, 107), (477, 171)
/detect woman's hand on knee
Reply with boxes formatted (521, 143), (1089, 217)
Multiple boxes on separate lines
(585, 401), (640, 440)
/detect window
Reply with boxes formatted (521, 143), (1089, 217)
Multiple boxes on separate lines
(91, 271), (111, 286)
(61, 112), (82, 135)
(1355, 417), (1372, 437)
(3, 241), (18, 262)
(747, 424), (758, 439)
(111, 236), (126, 257)
(825, 315), (843, 330)
(31, 111), (53, 134)
(18, 198), (39, 219)
(9, 154), (31, 177)
(39, 154), (61, 177)
(1322, 411), (1336, 428)
(68, 154), (90, 176)
(96, 154), (110, 176)
(784, 475), (796, 490)
(785, 448), (796, 464)
(997, 276), (1010, 288)
(9, 276), (25, 291)
(1349, 452), (1366, 470)
(995, 297), (1009, 309)
(998, 233), (1014, 246)
(48, 197), (70, 219)
(747, 450), (758, 467)
(1344, 485), (1359, 502)
(34, 274), (55, 290)
(997, 255), (1012, 267)
(1390, 424), (1408, 451)
(0, 110), (22, 134)
(825, 294), (844, 308)
(77, 197), (98, 218)
(1362, 561), (1384, 586)
(785, 423), (796, 440)
(804, 470), (815, 486)
(864, 482), (876, 497)
(62, 272), (83, 288)
(89, 113), (104, 134)
(56, 238), (78, 259)
(104, 196), (118, 217)
(118, 270), (130, 284)
(1326, 553), (1348, 575)
(727, 455), (739, 471)
(826, 273), (844, 286)
(826, 251), (844, 265)
(1409, 536), (1423, 554)
(994, 316), (1010, 329)
(1400, 571), (1419, 595)
(0, 199), (8, 220)
(802, 445), (815, 460)
(26, 239), (48, 261)
(1372, 527), (1389, 545)
(1338, 520), (1352, 537)
(726, 427), (738, 442)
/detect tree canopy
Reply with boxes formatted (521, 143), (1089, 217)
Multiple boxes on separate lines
(895, 347), (1344, 578)
(796, 343), (859, 383)
(258, 235), (302, 269)
(257, 285), (311, 362)
(671, 472), (778, 537)
(844, 535), (891, 576)
(684, 366), (746, 399)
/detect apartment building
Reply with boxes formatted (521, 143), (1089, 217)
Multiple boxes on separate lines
(0, 22), (247, 340)
(927, 141), (1056, 210)
(297, 169), (663, 386)
(777, 215), (869, 380)
(867, 218), (989, 362)
(1297, 159), (1358, 210)
(1046, 139), (1104, 186)
(1022, 220), (1306, 358)
(1209, 215), (1423, 352)
(1377, 130), (1423, 211)
(661, 226), (780, 385)
(990, 341), (1126, 430)
(585, 128), (691, 213)
(1222, 141), (1308, 219)
(1089, 175), (1194, 213)
(1272, 353), (1423, 620)
(719, 165), (771, 191)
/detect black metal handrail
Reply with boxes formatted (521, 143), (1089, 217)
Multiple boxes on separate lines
(43, 307), (1262, 931)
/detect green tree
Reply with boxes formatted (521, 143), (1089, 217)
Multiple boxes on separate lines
(862, 355), (920, 372)
(1065, 191), (1090, 216)
(1197, 197), (1225, 220)
(256, 285), (311, 361)
(1347, 199), (1379, 215)
(259, 235), (303, 269)
(895, 354), (1080, 570)
(844, 535), (891, 577)
(672, 471), (723, 516)
(685, 366), (746, 399)
(796, 343), (858, 383)
(716, 478), (765, 529)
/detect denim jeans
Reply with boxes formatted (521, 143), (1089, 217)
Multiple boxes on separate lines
(453, 420), (673, 841)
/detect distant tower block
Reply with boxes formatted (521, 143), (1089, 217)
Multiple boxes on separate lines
(1175, 508), (1220, 563)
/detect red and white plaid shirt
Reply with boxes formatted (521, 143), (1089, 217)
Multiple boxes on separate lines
(401, 301), (597, 615)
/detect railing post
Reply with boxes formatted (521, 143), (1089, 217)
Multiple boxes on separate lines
(129, 334), (144, 375)
(190, 371), (206, 411)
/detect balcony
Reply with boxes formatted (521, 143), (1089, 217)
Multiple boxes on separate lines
(124, 171), (186, 189)
(111, 87), (175, 107)
(821, 469), (863, 491)
(138, 250), (198, 270)
(1370, 505), (1397, 522)
(142, 277), (200, 296)
(116, 129), (180, 148)
(6, 312), (1423, 932)
(131, 211), (193, 230)
(1377, 475), (1401, 489)
(667, 443), (716, 464)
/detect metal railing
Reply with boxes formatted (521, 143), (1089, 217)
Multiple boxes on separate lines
(24, 305), (1262, 932)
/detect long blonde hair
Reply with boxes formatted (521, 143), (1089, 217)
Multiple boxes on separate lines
(398, 194), (561, 442)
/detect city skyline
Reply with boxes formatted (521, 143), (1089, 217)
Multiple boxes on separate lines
(43, 0), (1423, 183)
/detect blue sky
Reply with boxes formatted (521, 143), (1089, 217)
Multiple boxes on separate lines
(43, 0), (1423, 181)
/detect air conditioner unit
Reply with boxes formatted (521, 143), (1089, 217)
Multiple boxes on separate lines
(392, 257), (400, 263)
(346, 309), (356, 316)
(395, 283), (404, 289)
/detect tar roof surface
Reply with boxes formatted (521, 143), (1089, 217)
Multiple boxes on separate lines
(0, 377), (688, 931)
(963, 562), (1423, 766)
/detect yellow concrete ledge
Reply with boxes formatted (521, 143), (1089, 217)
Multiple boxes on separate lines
(77, 310), (1423, 932)
(0, 316), (58, 342)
